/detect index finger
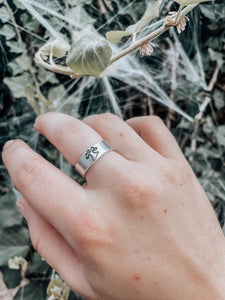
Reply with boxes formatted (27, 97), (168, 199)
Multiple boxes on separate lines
(2, 139), (86, 248)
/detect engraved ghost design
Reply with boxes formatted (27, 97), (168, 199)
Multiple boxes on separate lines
(85, 146), (100, 161)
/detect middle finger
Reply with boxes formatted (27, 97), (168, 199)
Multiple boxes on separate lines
(34, 112), (127, 184)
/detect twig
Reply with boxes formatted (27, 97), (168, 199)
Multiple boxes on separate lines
(111, 4), (197, 64)
(189, 61), (221, 160)
(111, 25), (168, 63)
(205, 62), (220, 92)
(3, 0), (22, 42)
(174, 5), (183, 25)
(104, 0), (114, 12)
(34, 4), (198, 77)
(98, 0), (107, 14)
(147, 97), (154, 116)
(189, 96), (211, 161)
(35, 51), (80, 78)
(166, 38), (177, 129)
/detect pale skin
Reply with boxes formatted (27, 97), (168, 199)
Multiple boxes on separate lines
(2, 112), (225, 300)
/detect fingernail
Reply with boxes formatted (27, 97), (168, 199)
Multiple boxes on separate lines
(16, 198), (28, 220)
(3, 140), (15, 151)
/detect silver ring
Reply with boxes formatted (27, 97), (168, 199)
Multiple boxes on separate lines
(75, 140), (112, 178)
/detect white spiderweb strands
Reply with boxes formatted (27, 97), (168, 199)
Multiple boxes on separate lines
(18, 0), (70, 48)
(17, 0), (195, 122)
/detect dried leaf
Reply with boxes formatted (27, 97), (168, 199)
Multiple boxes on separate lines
(39, 39), (67, 60)
(47, 278), (70, 300)
(106, 0), (162, 44)
(136, 0), (162, 31)
(8, 257), (28, 272)
(106, 31), (132, 44)
(173, 0), (213, 6)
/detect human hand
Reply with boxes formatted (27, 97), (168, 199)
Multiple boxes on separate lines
(2, 113), (225, 300)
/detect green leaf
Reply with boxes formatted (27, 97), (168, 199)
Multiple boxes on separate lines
(216, 126), (225, 147)
(8, 60), (24, 76)
(66, 34), (112, 77)
(26, 252), (50, 276)
(4, 72), (33, 98)
(0, 227), (30, 267)
(14, 281), (47, 300)
(0, 208), (23, 229)
(0, 191), (17, 210)
(6, 41), (26, 53)
(1, 267), (22, 289)
(0, 24), (16, 40)
(213, 89), (225, 110)
(20, 12), (40, 32)
(0, 6), (10, 22)
(173, 0), (213, 6)
(208, 48), (224, 68)
(65, 5), (95, 27)
(15, 55), (32, 71)
(106, 31), (132, 44)
(37, 67), (59, 85)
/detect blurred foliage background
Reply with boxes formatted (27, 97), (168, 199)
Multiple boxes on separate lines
(0, 0), (224, 299)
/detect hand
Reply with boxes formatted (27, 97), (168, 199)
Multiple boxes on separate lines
(3, 113), (225, 300)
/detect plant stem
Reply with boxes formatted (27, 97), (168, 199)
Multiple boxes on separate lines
(35, 51), (80, 77)
(111, 4), (197, 64)
(111, 24), (168, 63)
(206, 62), (220, 92)
(174, 5), (183, 25)
(3, 0), (22, 42)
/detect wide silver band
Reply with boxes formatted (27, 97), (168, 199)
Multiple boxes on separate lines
(75, 140), (112, 178)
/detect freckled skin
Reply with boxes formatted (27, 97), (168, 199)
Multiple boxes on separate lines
(6, 113), (225, 300)
(164, 209), (167, 214)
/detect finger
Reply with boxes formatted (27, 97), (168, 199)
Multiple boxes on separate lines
(83, 113), (161, 162)
(126, 116), (184, 160)
(2, 139), (86, 247)
(16, 197), (96, 299)
(34, 112), (127, 184)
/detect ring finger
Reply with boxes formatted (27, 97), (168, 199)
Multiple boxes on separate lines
(34, 112), (127, 185)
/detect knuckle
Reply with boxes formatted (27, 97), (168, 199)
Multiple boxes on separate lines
(74, 210), (110, 250)
(178, 160), (194, 180)
(160, 164), (178, 184)
(163, 160), (193, 185)
(16, 158), (41, 191)
(56, 120), (80, 143)
(121, 174), (154, 211)
(95, 113), (117, 125)
(100, 112), (115, 120)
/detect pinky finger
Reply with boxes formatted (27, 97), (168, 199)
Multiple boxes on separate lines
(16, 197), (96, 299)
